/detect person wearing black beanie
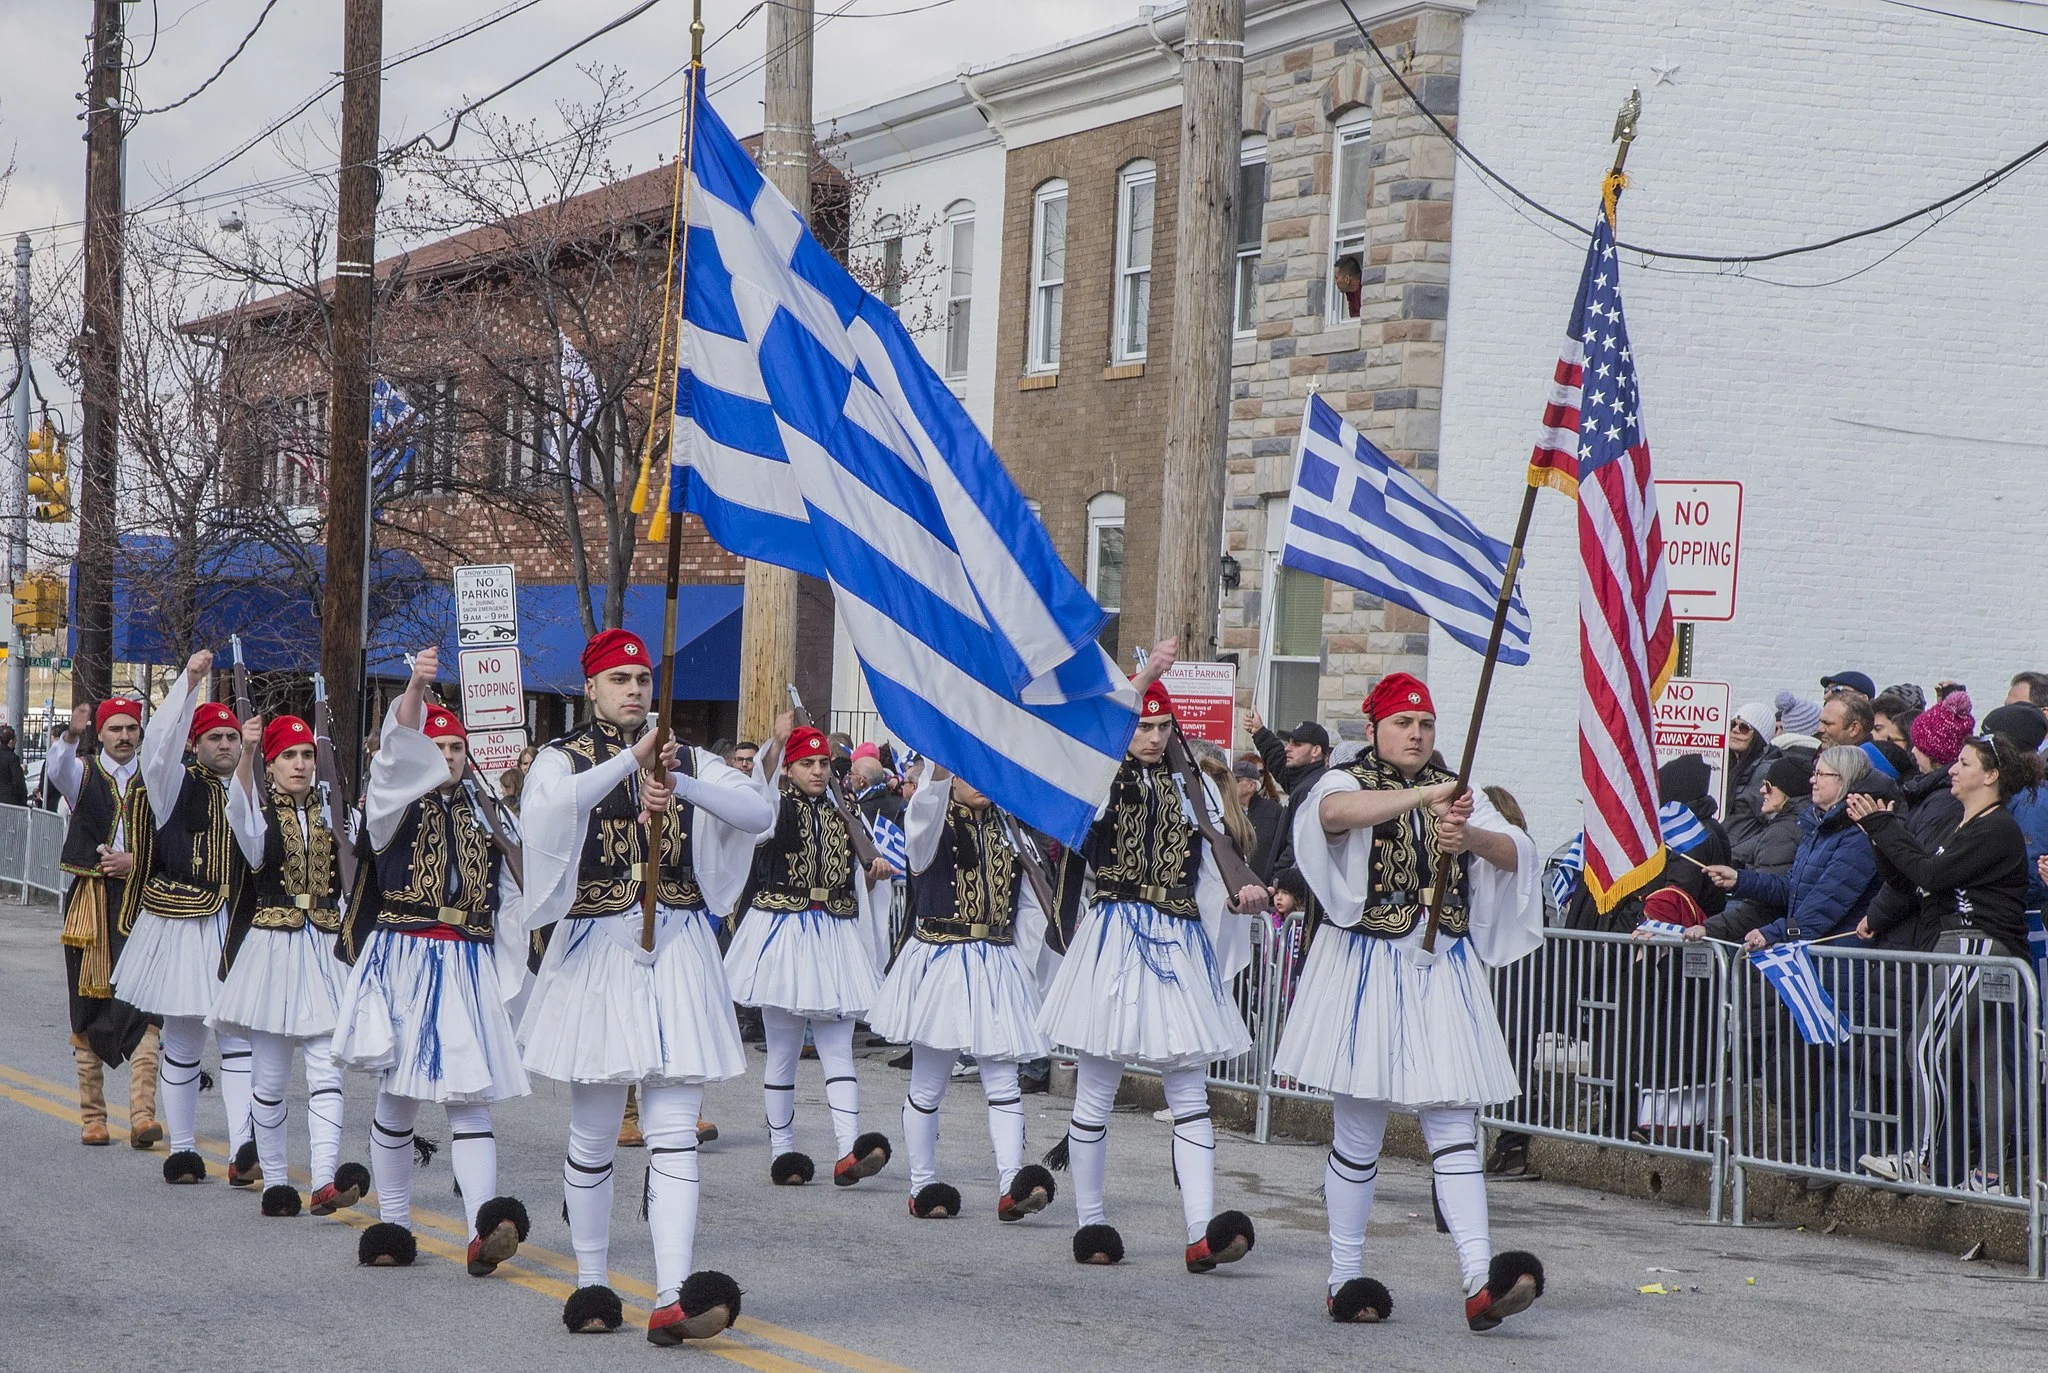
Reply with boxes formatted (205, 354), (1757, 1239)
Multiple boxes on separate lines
(1981, 702), (2048, 754)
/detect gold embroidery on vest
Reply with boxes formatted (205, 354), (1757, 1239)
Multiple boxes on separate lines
(1341, 754), (1469, 939)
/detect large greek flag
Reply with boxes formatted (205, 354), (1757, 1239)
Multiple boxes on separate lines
(1282, 394), (1531, 662)
(663, 76), (1134, 845)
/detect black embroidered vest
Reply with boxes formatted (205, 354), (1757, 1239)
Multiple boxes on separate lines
(908, 802), (1019, 945)
(139, 764), (244, 920)
(747, 781), (857, 918)
(556, 721), (703, 916)
(248, 787), (342, 933)
(369, 785), (499, 941)
(1339, 750), (1470, 940)
(1083, 757), (1202, 919)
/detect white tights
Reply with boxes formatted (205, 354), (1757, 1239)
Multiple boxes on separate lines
(1065, 1053), (1215, 1244)
(564, 1081), (704, 1306)
(247, 1031), (345, 1191)
(157, 1017), (252, 1155)
(1325, 1097), (1492, 1293)
(760, 1008), (858, 1159)
(368, 1092), (497, 1239)
(901, 1044), (1025, 1195)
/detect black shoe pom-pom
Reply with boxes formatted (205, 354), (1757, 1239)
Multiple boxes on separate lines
(161, 1149), (205, 1184)
(562, 1284), (624, 1333)
(851, 1131), (891, 1168)
(911, 1182), (962, 1218)
(1329, 1277), (1394, 1323)
(475, 1195), (531, 1242)
(1072, 1223), (1124, 1265)
(1204, 1208), (1257, 1257)
(357, 1222), (417, 1267)
(1008, 1163), (1056, 1207)
(1489, 1250), (1545, 1300)
(677, 1270), (743, 1329)
(260, 1183), (302, 1217)
(332, 1161), (371, 1199)
(770, 1151), (815, 1186)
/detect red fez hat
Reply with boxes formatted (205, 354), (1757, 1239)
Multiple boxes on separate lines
(784, 726), (830, 765)
(1137, 678), (1176, 721)
(582, 628), (650, 679)
(1365, 672), (1435, 722)
(263, 715), (314, 763)
(189, 702), (241, 743)
(423, 710), (468, 742)
(95, 698), (142, 732)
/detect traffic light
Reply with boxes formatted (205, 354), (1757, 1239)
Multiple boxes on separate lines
(10, 573), (64, 636)
(28, 425), (71, 523)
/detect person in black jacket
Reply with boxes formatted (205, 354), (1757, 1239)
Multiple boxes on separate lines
(1233, 757), (1285, 880)
(1243, 708), (1329, 884)
(1706, 754), (1811, 942)
(1720, 703), (1777, 848)
(1848, 732), (2039, 1189)
(0, 724), (29, 808)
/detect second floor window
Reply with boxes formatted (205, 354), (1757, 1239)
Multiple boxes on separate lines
(880, 230), (904, 308)
(943, 201), (974, 381)
(1028, 179), (1067, 373)
(1087, 490), (1125, 653)
(1236, 137), (1268, 336)
(1330, 113), (1372, 323)
(1112, 160), (1155, 363)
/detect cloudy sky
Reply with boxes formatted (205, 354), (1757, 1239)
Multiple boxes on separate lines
(0, 0), (1131, 262)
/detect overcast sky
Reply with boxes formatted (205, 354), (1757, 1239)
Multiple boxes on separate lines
(0, 0), (1133, 261)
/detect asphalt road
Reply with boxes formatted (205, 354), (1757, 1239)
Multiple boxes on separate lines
(0, 894), (2039, 1373)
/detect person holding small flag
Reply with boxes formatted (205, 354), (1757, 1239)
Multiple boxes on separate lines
(1278, 673), (1546, 1331)
(870, 759), (1060, 1224)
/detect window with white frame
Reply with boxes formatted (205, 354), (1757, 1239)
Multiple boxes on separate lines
(1235, 136), (1268, 336)
(942, 200), (974, 380)
(1112, 160), (1155, 362)
(1028, 180), (1067, 373)
(1087, 491), (1125, 652)
(1259, 498), (1324, 726)
(1328, 113), (1372, 323)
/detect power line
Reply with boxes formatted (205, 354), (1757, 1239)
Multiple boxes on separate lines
(130, 0), (285, 117)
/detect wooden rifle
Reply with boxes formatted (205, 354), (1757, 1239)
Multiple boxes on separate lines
(785, 685), (883, 869)
(996, 808), (1070, 956)
(405, 653), (524, 888)
(1162, 720), (1271, 913)
(228, 634), (255, 723)
(311, 672), (360, 895)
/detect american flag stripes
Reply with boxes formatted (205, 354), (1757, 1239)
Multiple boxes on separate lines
(1528, 210), (1677, 912)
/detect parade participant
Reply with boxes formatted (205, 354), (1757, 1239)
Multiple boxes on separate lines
(211, 713), (369, 1219)
(1277, 672), (1545, 1331)
(332, 647), (531, 1274)
(1038, 641), (1267, 1273)
(46, 700), (161, 1149)
(109, 651), (261, 1186)
(870, 761), (1060, 1223)
(724, 714), (894, 1189)
(516, 629), (768, 1343)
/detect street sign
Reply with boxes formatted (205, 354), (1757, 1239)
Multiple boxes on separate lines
(1655, 481), (1742, 622)
(1654, 677), (1730, 812)
(452, 564), (519, 645)
(468, 727), (528, 786)
(457, 646), (525, 730)
(1159, 660), (1238, 750)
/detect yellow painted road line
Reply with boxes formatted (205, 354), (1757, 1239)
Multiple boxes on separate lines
(0, 1061), (911, 1373)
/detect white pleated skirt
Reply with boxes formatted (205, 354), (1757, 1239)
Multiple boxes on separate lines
(1272, 925), (1521, 1108)
(723, 905), (881, 1021)
(208, 922), (345, 1040)
(331, 930), (530, 1103)
(111, 908), (228, 1020)
(869, 937), (1052, 1062)
(1036, 900), (1251, 1073)
(520, 906), (748, 1086)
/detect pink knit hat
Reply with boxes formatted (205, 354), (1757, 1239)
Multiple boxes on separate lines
(1909, 690), (1974, 767)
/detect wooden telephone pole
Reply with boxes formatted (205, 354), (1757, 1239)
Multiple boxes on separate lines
(321, 0), (382, 790)
(1151, 0), (1244, 657)
(75, 0), (129, 705)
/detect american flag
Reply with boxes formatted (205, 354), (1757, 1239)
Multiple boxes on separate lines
(1528, 209), (1676, 912)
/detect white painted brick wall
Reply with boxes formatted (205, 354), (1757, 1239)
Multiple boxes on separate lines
(1432, 0), (2048, 848)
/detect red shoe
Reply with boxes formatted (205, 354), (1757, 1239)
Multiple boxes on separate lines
(1184, 1211), (1256, 1274)
(226, 1140), (263, 1189)
(465, 1197), (530, 1277)
(831, 1132), (891, 1187)
(310, 1162), (371, 1216)
(646, 1273), (741, 1346)
(1464, 1253), (1545, 1332)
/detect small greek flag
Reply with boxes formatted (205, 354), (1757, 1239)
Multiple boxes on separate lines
(370, 378), (418, 489)
(1549, 803), (1705, 908)
(872, 813), (907, 874)
(1549, 835), (1584, 911)
(1635, 919), (1689, 940)
(1752, 942), (1851, 1046)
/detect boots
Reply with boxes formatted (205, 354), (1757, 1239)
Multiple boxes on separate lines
(72, 1033), (110, 1146)
(127, 1024), (164, 1148)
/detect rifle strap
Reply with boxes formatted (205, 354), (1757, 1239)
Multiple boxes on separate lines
(1163, 728), (1267, 909)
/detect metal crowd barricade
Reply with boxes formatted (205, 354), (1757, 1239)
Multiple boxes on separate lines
(23, 806), (66, 897)
(1727, 941), (2044, 1275)
(0, 804), (31, 897)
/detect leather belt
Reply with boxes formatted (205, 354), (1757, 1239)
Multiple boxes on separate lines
(1094, 881), (1195, 906)
(917, 917), (1009, 941)
(384, 900), (479, 927)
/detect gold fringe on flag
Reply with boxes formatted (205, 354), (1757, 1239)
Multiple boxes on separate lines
(1601, 170), (1629, 228)
(60, 878), (114, 1000)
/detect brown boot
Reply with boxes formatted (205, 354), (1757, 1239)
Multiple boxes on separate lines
(128, 1024), (164, 1148)
(617, 1085), (645, 1149)
(71, 1033), (110, 1145)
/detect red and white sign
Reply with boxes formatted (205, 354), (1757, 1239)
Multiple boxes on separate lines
(457, 647), (525, 731)
(467, 727), (528, 786)
(1655, 480), (1743, 622)
(1654, 677), (1730, 810)
(1160, 660), (1237, 749)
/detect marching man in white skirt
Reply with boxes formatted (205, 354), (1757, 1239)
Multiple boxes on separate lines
(1037, 644), (1269, 1273)
(870, 762), (1059, 1223)
(1278, 672), (1546, 1331)
(212, 713), (369, 1220)
(515, 629), (769, 1345)
(332, 647), (532, 1275)
(110, 650), (260, 1187)
(724, 717), (895, 1189)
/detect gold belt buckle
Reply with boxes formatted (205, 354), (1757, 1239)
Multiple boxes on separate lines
(808, 887), (832, 903)
(437, 905), (468, 926)
(969, 922), (991, 939)
(1138, 884), (1167, 904)
(292, 893), (315, 910)
(1419, 887), (1435, 905)
(629, 862), (646, 881)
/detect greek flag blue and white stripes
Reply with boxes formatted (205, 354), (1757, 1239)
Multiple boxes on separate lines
(871, 814), (908, 875)
(1549, 801), (1708, 906)
(1635, 919), (1690, 940)
(371, 378), (418, 489)
(1751, 942), (1851, 1046)
(1282, 394), (1531, 662)
(666, 75), (1135, 846)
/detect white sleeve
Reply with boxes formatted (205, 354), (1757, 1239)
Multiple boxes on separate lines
(674, 752), (776, 833)
(1463, 794), (1544, 968)
(1185, 773), (1252, 981)
(511, 745), (637, 937)
(687, 748), (778, 918)
(365, 700), (452, 851)
(140, 673), (204, 830)
(855, 858), (890, 972)
(228, 772), (268, 870)
(903, 777), (950, 876)
(1011, 844), (1058, 991)
(1291, 770), (1374, 930)
(45, 734), (84, 808)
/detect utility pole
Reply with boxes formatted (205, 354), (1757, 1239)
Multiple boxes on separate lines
(737, 0), (813, 741)
(322, 0), (381, 793)
(8, 235), (29, 733)
(75, 0), (128, 706)
(1151, 0), (1243, 658)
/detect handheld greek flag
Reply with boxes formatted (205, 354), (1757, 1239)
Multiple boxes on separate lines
(1635, 918), (1689, 940)
(650, 76), (1135, 847)
(1751, 942), (1851, 1046)
(371, 379), (418, 489)
(872, 813), (908, 875)
(1548, 802), (1706, 907)
(1282, 394), (1531, 662)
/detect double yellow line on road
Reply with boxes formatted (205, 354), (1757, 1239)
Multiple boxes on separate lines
(0, 1061), (913, 1373)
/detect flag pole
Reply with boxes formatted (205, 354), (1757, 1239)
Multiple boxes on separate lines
(1419, 88), (1640, 955)
(639, 5), (704, 954)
